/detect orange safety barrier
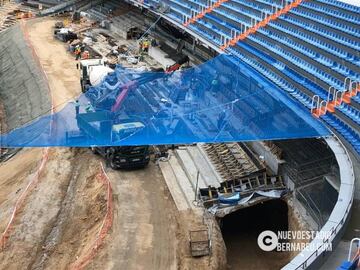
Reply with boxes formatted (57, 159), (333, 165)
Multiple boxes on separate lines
(312, 85), (360, 118)
(70, 163), (114, 270)
(221, 0), (303, 50)
(184, 0), (229, 27)
(1, 19), (54, 251)
(0, 148), (50, 250)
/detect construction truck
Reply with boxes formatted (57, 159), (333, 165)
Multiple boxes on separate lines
(72, 111), (150, 169)
(78, 58), (114, 93)
(91, 145), (150, 170)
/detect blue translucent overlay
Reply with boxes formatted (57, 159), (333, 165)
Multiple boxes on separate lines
(0, 54), (330, 147)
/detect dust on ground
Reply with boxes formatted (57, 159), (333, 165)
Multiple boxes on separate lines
(0, 148), (43, 232)
(26, 17), (81, 111)
(0, 16), (105, 270)
(0, 148), (107, 270)
(90, 161), (226, 270)
(89, 162), (178, 270)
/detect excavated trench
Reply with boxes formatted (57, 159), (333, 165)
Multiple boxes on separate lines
(220, 199), (291, 270)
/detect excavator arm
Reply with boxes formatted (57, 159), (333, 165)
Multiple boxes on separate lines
(110, 55), (189, 112)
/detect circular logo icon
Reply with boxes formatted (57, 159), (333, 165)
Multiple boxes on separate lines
(257, 230), (278, 251)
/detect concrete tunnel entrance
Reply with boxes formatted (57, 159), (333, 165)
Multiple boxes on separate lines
(220, 199), (291, 270)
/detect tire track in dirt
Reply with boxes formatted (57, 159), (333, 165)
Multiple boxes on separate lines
(91, 163), (178, 270)
(29, 151), (84, 270)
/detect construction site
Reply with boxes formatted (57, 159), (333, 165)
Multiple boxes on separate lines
(0, 0), (359, 269)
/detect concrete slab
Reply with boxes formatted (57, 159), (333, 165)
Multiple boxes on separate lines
(176, 148), (208, 189)
(186, 146), (222, 188)
(197, 143), (226, 183)
(0, 24), (50, 132)
(168, 152), (196, 209)
(148, 46), (175, 69)
(158, 160), (190, 211)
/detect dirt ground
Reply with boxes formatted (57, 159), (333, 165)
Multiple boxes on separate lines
(90, 162), (226, 270)
(0, 148), (107, 270)
(89, 163), (178, 270)
(26, 17), (81, 111)
(0, 17), (106, 270)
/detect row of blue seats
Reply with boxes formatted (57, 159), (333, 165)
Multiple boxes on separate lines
(281, 14), (360, 51)
(257, 28), (359, 81)
(321, 113), (360, 155)
(246, 34), (344, 91)
(301, 1), (360, 25)
(213, 6), (252, 28)
(290, 7), (360, 38)
(168, 0), (199, 13)
(269, 20), (360, 66)
(194, 10), (352, 93)
(255, 0), (284, 9)
(316, 0), (360, 14)
(337, 103), (360, 126)
(166, 0), (193, 20)
(234, 40), (331, 101)
(231, 0), (272, 15)
(227, 47), (313, 109)
(189, 22), (222, 45)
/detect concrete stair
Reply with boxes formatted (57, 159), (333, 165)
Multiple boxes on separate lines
(176, 148), (207, 190)
(189, 145), (223, 187)
(176, 146), (222, 189)
(158, 160), (190, 211)
(158, 150), (197, 211)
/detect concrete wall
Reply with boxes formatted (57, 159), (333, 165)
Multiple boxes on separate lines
(0, 25), (50, 132)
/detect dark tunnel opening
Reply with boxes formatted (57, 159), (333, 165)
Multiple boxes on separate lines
(221, 199), (291, 270)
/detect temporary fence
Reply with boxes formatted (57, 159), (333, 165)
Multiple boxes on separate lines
(70, 163), (114, 270)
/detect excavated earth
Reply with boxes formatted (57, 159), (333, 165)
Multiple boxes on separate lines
(0, 17), (227, 270)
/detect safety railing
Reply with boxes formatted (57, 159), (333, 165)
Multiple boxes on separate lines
(221, 0), (304, 50)
(183, 0), (229, 27)
(311, 79), (360, 118)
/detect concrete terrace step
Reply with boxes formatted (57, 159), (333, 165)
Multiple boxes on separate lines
(175, 148), (208, 190)
(168, 152), (197, 209)
(158, 160), (190, 211)
(197, 143), (226, 183)
(187, 145), (223, 188)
